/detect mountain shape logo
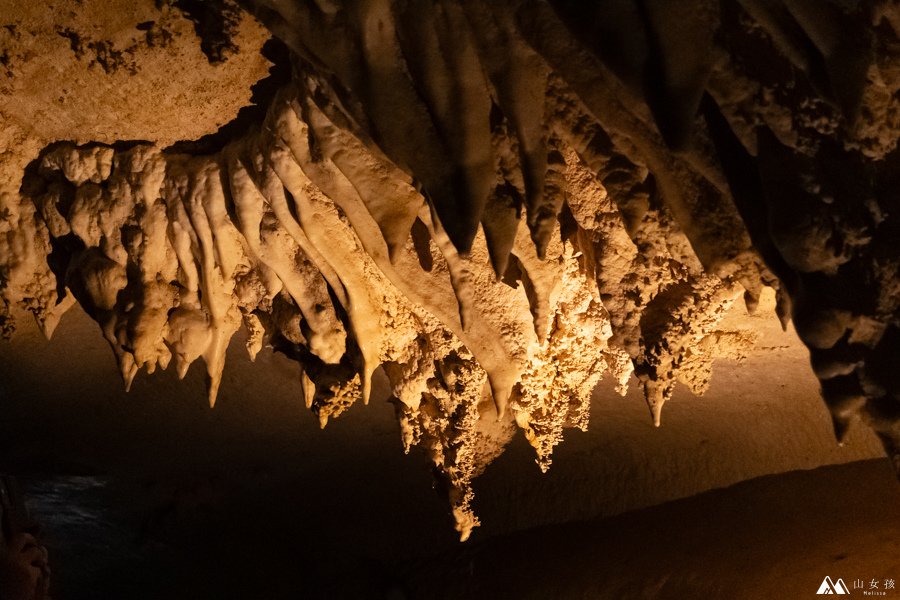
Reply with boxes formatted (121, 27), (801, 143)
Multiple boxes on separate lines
(817, 577), (850, 594)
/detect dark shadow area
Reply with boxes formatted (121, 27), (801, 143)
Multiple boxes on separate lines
(403, 459), (900, 600)
(171, 0), (243, 64)
(14, 459), (899, 599)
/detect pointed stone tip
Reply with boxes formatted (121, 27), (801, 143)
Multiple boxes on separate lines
(318, 413), (329, 429)
(650, 402), (663, 428)
(208, 379), (221, 409)
(775, 289), (792, 332)
(39, 321), (55, 341)
(362, 369), (372, 406)
(832, 416), (851, 445)
(36, 293), (75, 340)
(488, 379), (509, 421)
(743, 290), (759, 315)
(122, 363), (138, 393)
(487, 247), (511, 282)
(456, 517), (476, 542)
(529, 224), (551, 261)
(301, 371), (315, 409)
(440, 214), (477, 258)
(450, 226), (477, 258)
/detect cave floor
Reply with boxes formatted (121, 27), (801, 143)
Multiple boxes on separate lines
(22, 458), (900, 600)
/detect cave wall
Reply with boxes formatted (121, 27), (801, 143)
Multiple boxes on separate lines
(1, 0), (900, 544)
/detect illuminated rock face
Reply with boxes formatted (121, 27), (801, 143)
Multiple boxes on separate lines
(1, 0), (900, 537)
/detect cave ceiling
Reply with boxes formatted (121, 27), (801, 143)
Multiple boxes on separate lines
(2, 0), (900, 539)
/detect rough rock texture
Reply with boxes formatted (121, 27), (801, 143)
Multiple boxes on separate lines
(0, 0), (270, 341)
(2, 0), (900, 537)
(0, 0), (270, 145)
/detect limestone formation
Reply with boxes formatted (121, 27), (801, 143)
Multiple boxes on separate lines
(2, 0), (900, 537)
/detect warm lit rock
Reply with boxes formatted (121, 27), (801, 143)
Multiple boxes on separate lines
(2, 0), (900, 538)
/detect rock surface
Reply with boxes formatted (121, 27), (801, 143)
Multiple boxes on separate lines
(2, 0), (900, 537)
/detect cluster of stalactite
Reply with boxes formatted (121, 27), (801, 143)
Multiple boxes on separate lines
(2, 0), (900, 536)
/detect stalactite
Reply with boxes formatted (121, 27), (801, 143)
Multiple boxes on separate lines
(4, 0), (900, 537)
